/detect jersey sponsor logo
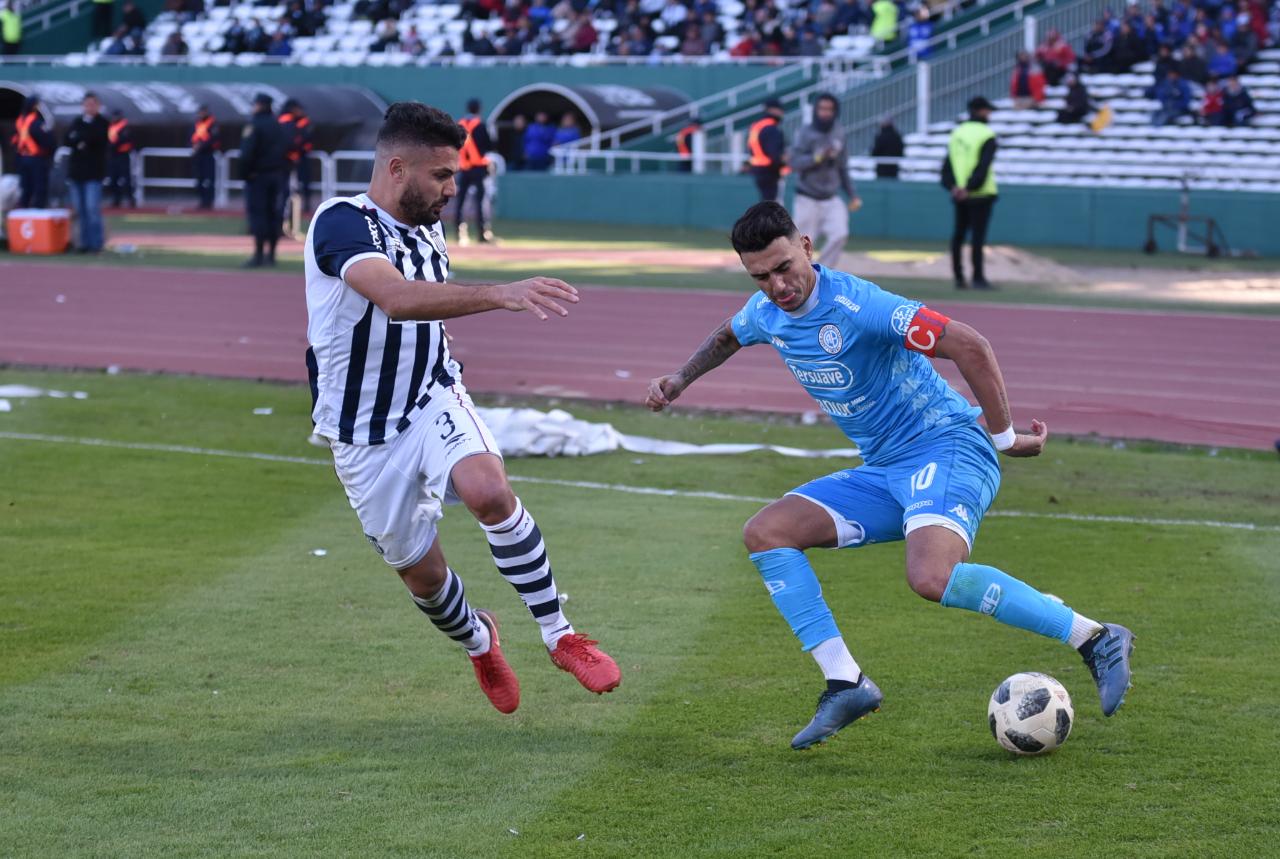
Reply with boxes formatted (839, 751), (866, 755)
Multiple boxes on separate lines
(363, 213), (383, 250)
(905, 499), (933, 513)
(814, 395), (866, 417)
(835, 295), (862, 314)
(890, 302), (924, 336)
(904, 307), (950, 357)
(819, 324), (843, 354)
(784, 359), (854, 392)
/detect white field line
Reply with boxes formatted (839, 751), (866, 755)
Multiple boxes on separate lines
(2, 431), (1278, 534)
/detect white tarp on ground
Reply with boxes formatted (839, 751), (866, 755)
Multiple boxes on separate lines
(477, 407), (859, 459)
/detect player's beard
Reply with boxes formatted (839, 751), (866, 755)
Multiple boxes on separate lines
(401, 181), (446, 227)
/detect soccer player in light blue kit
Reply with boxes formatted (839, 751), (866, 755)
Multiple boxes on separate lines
(646, 202), (1134, 750)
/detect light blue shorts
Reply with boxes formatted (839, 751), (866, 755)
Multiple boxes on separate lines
(788, 425), (1001, 551)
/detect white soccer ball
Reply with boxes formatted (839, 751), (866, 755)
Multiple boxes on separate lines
(987, 672), (1074, 755)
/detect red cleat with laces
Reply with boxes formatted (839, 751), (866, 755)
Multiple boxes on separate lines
(548, 633), (621, 694)
(469, 610), (520, 714)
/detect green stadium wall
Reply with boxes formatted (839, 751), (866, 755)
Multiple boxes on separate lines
(498, 173), (1280, 256)
(0, 64), (764, 119)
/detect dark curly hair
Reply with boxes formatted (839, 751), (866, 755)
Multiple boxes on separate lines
(730, 201), (798, 254)
(376, 101), (466, 151)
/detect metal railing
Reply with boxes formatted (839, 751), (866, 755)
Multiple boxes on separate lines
(130, 147), (376, 207)
(17, 0), (92, 36)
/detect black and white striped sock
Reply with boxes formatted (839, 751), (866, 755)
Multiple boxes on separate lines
(410, 569), (491, 655)
(481, 498), (573, 648)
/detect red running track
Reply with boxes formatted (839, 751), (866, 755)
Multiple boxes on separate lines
(1, 262), (1276, 450)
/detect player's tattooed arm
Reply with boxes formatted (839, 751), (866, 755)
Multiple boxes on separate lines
(933, 319), (1047, 456)
(645, 318), (741, 412)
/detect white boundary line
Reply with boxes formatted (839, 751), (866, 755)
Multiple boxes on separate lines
(2, 430), (1278, 534)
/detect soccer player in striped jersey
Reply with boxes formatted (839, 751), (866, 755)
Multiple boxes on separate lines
(304, 102), (620, 713)
(646, 202), (1133, 749)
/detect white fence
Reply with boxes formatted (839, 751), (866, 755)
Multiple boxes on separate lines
(128, 147), (376, 207)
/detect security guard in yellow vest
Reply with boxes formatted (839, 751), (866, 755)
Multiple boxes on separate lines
(941, 95), (998, 289)
(1, 1), (22, 55)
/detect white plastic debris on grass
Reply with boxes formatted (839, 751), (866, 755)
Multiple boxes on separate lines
(0, 385), (90, 403)
(252, 407), (274, 415)
(475, 407), (858, 460)
(0, 400), (10, 413)
(311, 549), (328, 557)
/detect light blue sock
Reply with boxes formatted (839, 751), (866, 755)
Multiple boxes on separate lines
(940, 562), (1073, 643)
(749, 548), (841, 652)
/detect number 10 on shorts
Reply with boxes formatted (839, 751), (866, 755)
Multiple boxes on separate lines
(910, 462), (937, 496)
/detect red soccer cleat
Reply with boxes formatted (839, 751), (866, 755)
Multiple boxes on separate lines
(469, 610), (520, 714)
(548, 633), (621, 694)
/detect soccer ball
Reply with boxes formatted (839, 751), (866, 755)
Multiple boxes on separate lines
(987, 672), (1074, 755)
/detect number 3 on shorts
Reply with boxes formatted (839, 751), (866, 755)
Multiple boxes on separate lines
(436, 412), (457, 440)
(910, 462), (937, 495)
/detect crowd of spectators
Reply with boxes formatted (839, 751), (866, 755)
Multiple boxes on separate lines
(1013, 0), (1277, 128)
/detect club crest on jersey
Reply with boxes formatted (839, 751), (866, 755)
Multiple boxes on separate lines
(784, 359), (854, 392)
(818, 324), (843, 354)
(890, 302), (923, 336)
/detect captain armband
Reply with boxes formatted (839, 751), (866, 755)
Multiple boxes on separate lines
(902, 307), (950, 357)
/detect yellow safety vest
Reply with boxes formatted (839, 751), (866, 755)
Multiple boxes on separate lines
(871, 0), (898, 41)
(1, 8), (20, 44)
(947, 121), (997, 198)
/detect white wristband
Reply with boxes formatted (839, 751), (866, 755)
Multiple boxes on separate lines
(991, 426), (1017, 451)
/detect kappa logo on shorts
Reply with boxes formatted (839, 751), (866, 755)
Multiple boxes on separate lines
(890, 302), (923, 336)
(948, 503), (971, 524)
(819, 324), (843, 354)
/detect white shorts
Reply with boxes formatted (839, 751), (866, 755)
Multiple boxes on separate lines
(329, 385), (501, 569)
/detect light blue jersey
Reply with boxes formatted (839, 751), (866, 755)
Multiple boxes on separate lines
(731, 264), (981, 466)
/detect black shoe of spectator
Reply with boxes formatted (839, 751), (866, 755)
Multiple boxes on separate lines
(954, 278), (969, 290)
(973, 279), (995, 289)
(242, 256), (264, 268)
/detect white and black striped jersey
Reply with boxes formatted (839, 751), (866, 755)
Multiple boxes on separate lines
(304, 193), (463, 446)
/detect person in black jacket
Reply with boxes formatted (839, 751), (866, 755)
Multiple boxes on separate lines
(1056, 74), (1094, 125)
(870, 115), (904, 179)
(64, 91), (110, 253)
(239, 92), (288, 267)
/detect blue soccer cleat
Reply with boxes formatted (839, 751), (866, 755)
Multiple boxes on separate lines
(790, 676), (884, 750)
(1078, 622), (1135, 717)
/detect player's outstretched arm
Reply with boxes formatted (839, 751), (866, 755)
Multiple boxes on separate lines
(645, 318), (741, 412)
(345, 258), (579, 322)
(932, 319), (1048, 457)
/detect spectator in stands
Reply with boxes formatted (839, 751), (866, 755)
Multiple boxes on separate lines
(730, 27), (759, 55)
(1149, 67), (1192, 124)
(1, 1), (21, 55)
(120, 0), (145, 34)
(791, 92), (860, 269)
(267, 28), (292, 55)
(1223, 74), (1257, 125)
(1140, 13), (1167, 57)
(1178, 35), (1209, 82)
(494, 22), (525, 54)
(1056, 73), (1095, 124)
(1151, 0), (1171, 28)
(908, 6), (932, 60)
(562, 10), (597, 52)
(1153, 43), (1177, 80)
(504, 114), (527, 170)
(1208, 39), (1238, 76)
(682, 22), (710, 54)
(11, 95), (54, 208)
(699, 10), (722, 49)
(401, 24), (425, 55)
(870, 0), (896, 42)
(286, 1), (318, 37)
(941, 95), (998, 290)
(1036, 27), (1076, 85)
(1010, 50), (1046, 109)
(103, 25), (138, 55)
(1083, 20), (1114, 72)
(92, 0), (116, 40)
(553, 113), (581, 148)
(1201, 75), (1225, 123)
(1112, 21), (1145, 71)
(244, 18), (269, 52)
(161, 31), (188, 55)
(371, 17), (399, 51)
(222, 18), (245, 52)
(523, 111), (555, 170)
(464, 23), (497, 54)
(871, 114), (903, 179)
(191, 105), (219, 209)
(1230, 6), (1259, 68)
(747, 97), (787, 201)
(65, 91), (109, 254)
(833, 0), (868, 35)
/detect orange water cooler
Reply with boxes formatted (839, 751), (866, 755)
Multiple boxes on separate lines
(6, 209), (72, 255)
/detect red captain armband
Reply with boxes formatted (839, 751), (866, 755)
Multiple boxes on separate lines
(902, 307), (950, 357)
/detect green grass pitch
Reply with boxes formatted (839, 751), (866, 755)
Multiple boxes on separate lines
(1, 368), (1278, 857)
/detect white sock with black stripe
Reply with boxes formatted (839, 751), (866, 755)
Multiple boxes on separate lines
(481, 498), (574, 649)
(410, 569), (491, 655)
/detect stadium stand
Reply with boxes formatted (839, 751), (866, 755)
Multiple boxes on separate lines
(869, 49), (1280, 193)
